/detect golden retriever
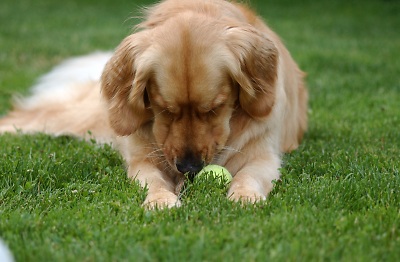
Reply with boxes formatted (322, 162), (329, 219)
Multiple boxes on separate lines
(0, 0), (307, 208)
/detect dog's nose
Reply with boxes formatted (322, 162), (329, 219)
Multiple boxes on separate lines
(176, 160), (204, 176)
(176, 152), (204, 180)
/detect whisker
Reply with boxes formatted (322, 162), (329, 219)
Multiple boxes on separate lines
(221, 146), (242, 154)
(146, 148), (164, 157)
(153, 158), (170, 167)
(152, 109), (168, 119)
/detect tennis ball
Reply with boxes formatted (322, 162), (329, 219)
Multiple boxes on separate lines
(196, 165), (232, 184)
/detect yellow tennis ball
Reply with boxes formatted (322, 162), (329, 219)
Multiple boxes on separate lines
(196, 165), (232, 184)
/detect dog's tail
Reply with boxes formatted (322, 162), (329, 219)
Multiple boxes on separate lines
(0, 52), (115, 144)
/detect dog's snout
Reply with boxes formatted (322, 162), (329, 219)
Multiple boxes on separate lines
(176, 151), (204, 179)
(176, 161), (203, 177)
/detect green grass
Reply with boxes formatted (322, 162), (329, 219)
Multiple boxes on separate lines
(1, 0), (399, 261)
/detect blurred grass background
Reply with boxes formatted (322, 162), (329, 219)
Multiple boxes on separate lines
(0, 0), (399, 261)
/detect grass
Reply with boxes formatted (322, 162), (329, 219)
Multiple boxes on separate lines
(0, 0), (399, 261)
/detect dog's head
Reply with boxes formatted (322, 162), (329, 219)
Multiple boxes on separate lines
(101, 16), (278, 177)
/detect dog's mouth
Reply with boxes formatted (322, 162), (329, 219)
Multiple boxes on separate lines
(183, 171), (200, 181)
(168, 143), (228, 181)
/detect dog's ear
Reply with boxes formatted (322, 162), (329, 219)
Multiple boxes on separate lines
(225, 26), (279, 118)
(101, 32), (153, 136)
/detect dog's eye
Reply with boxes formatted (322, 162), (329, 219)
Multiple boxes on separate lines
(199, 104), (223, 116)
(198, 106), (212, 114)
(163, 107), (182, 120)
(166, 106), (179, 115)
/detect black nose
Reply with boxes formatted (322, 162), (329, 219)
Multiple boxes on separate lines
(176, 152), (204, 180)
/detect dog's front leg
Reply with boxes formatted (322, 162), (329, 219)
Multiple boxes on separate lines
(127, 161), (181, 209)
(227, 153), (281, 203)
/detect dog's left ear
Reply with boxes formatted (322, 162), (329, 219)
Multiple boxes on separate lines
(225, 26), (279, 118)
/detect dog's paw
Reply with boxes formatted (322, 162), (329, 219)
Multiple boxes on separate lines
(227, 186), (266, 204)
(143, 191), (181, 209)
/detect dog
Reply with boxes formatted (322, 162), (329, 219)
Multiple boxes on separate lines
(0, 0), (307, 208)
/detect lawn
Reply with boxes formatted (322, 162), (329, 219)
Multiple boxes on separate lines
(1, 0), (399, 261)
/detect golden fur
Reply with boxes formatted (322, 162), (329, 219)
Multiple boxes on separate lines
(0, 0), (307, 208)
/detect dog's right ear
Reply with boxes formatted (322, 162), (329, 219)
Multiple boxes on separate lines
(101, 31), (153, 136)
